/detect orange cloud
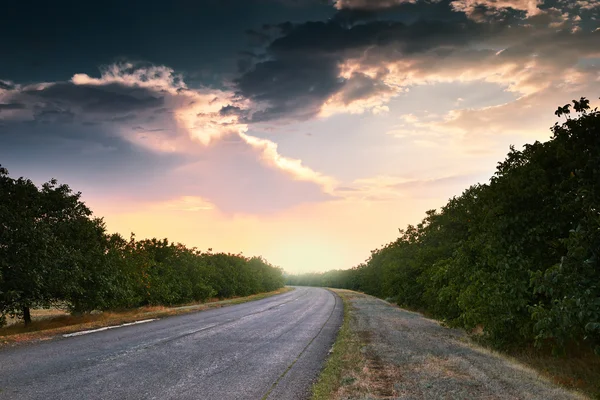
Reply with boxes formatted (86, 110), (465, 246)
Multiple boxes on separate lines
(451, 0), (542, 20)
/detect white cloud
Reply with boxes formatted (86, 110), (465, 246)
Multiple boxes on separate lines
(71, 63), (186, 93)
(239, 132), (337, 191)
(70, 64), (244, 147)
(334, 173), (484, 202)
(0, 63), (336, 214)
(156, 196), (215, 212)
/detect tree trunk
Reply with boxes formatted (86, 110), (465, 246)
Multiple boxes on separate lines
(23, 306), (32, 326)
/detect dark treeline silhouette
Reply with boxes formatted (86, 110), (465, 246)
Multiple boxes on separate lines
(0, 170), (284, 326)
(287, 98), (600, 354)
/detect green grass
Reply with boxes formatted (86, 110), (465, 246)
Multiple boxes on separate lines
(311, 289), (367, 400)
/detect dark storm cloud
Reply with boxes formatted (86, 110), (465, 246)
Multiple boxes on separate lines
(245, 28), (274, 46)
(219, 105), (246, 117)
(0, 80), (167, 129)
(234, 15), (484, 121)
(235, 56), (344, 121)
(333, 0), (415, 10)
(267, 0), (329, 5)
(231, 0), (599, 122)
(0, 103), (26, 112)
(340, 73), (392, 104)
(0, 81), (15, 90)
(33, 108), (76, 124)
(0, 0), (334, 84)
(110, 114), (139, 123)
(266, 17), (482, 58)
(331, 8), (378, 25)
(24, 83), (163, 114)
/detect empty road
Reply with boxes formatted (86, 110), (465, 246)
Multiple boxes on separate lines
(0, 287), (342, 400)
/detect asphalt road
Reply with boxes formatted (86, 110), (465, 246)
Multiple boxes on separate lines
(0, 287), (342, 400)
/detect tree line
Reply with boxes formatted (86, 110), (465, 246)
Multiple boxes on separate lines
(0, 170), (284, 326)
(287, 97), (600, 354)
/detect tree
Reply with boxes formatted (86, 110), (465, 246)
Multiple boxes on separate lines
(0, 166), (106, 325)
(284, 97), (600, 354)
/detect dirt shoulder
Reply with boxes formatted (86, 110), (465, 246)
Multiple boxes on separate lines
(318, 289), (587, 400)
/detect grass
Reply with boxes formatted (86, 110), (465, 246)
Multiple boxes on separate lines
(0, 287), (293, 348)
(507, 346), (600, 399)
(465, 324), (600, 397)
(316, 289), (599, 400)
(379, 296), (600, 399)
(4, 308), (70, 326)
(311, 289), (370, 400)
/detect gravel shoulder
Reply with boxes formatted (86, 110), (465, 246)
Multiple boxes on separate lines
(334, 290), (587, 400)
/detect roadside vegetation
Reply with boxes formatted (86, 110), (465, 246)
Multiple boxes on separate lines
(311, 290), (362, 400)
(291, 98), (600, 397)
(320, 290), (586, 399)
(0, 167), (285, 328)
(312, 289), (387, 400)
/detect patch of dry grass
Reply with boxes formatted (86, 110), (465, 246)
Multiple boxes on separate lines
(312, 289), (395, 400)
(317, 290), (596, 400)
(4, 308), (70, 327)
(507, 346), (600, 399)
(373, 294), (599, 399)
(0, 287), (293, 348)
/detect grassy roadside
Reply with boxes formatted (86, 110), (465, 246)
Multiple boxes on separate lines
(311, 289), (369, 400)
(0, 287), (293, 348)
(398, 312), (600, 398)
(384, 300), (600, 398)
(312, 289), (599, 400)
(368, 298), (600, 398)
(507, 347), (600, 399)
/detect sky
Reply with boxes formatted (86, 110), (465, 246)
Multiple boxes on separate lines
(1, 0), (599, 273)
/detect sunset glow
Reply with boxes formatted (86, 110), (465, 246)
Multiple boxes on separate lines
(1, 0), (599, 273)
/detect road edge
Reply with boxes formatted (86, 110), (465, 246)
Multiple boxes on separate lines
(0, 287), (295, 349)
(310, 288), (364, 400)
(264, 287), (344, 400)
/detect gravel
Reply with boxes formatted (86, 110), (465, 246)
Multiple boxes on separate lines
(345, 291), (586, 400)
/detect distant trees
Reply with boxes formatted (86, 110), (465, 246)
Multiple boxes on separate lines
(0, 167), (284, 326)
(287, 98), (600, 355)
(95, 236), (284, 310)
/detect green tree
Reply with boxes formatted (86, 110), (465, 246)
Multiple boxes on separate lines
(286, 97), (600, 354)
(0, 167), (106, 325)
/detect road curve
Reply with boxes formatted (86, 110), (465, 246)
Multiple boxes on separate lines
(0, 287), (343, 400)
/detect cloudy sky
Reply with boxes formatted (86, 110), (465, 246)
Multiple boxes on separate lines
(1, 0), (599, 273)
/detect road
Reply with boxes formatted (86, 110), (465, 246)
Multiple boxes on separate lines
(0, 287), (342, 400)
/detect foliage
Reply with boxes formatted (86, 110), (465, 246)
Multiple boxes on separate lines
(0, 169), (106, 323)
(287, 97), (600, 354)
(0, 167), (284, 325)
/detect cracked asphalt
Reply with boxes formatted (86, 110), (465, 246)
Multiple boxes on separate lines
(0, 287), (343, 400)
